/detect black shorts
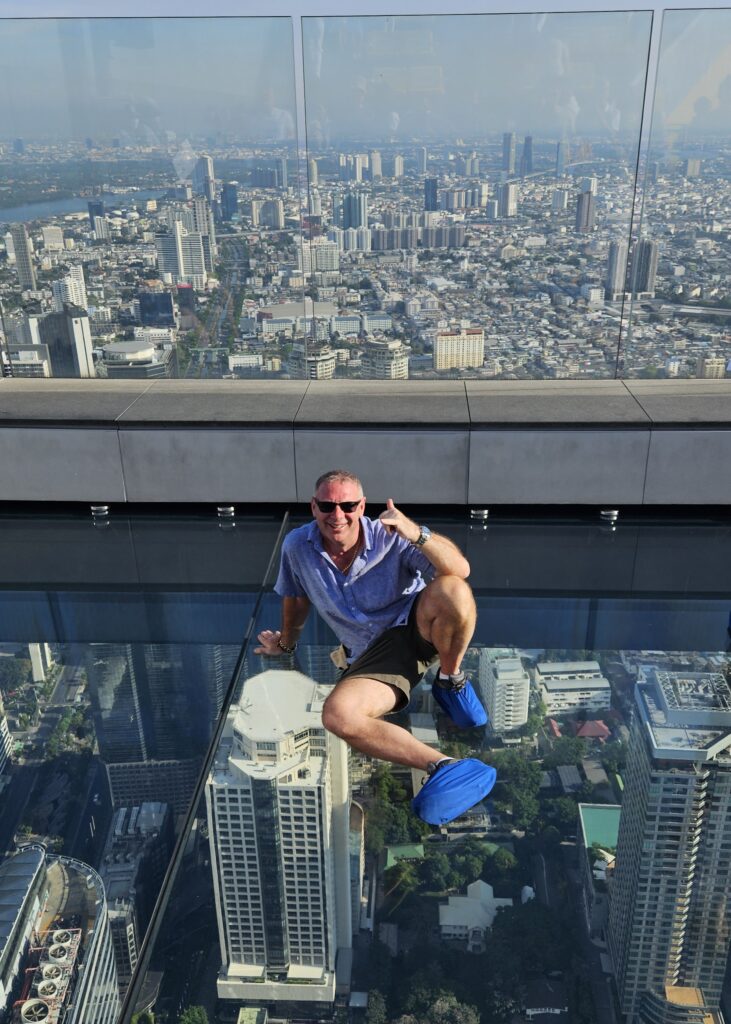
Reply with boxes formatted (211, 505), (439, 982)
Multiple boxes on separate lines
(337, 595), (439, 711)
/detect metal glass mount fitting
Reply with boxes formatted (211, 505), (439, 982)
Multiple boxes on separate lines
(90, 504), (109, 517)
(217, 505), (235, 519)
(469, 508), (489, 521)
(600, 509), (619, 523)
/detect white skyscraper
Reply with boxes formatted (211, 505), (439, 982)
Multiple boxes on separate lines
(192, 153), (215, 200)
(155, 221), (207, 290)
(207, 670), (352, 1007)
(52, 264), (88, 312)
(478, 652), (530, 734)
(42, 225), (65, 251)
(609, 669), (731, 1024)
(606, 240), (629, 299)
(433, 327), (485, 371)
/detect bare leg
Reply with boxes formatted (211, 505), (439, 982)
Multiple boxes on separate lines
(322, 676), (440, 771)
(415, 575), (477, 675)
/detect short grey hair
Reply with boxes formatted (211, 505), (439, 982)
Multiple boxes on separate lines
(314, 470), (363, 495)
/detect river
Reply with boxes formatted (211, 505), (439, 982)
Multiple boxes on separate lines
(0, 189), (167, 224)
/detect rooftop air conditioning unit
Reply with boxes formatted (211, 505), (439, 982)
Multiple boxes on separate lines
(41, 965), (62, 981)
(52, 930), (72, 945)
(36, 981), (59, 1000)
(21, 1000), (50, 1022)
(48, 945), (69, 961)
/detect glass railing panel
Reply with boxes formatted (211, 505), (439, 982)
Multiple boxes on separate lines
(0, 510), (285, 1022)
(125, 510), (731, 1024)
(301, 13), (652, 381)
(0, 17), (303, 382)
(620, 9), (731, 379)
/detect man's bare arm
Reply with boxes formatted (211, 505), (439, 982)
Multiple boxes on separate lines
(255, 595), (312, 655)
(378, 498), (470, 578)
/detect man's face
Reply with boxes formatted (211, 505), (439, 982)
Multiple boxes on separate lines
(311, 478), (365, 549)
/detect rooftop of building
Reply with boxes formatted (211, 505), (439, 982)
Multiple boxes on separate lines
(0, 845), (45, 968)
(233, 669), (329, 742)
(635, 678), (731, 763)
(536, 660), (603, 676)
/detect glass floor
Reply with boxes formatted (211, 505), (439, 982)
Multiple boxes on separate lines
(1, 508), (730, 1024)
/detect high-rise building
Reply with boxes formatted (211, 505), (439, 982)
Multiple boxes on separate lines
(434, 327), (485, 371)
(42, 225), (65, 251)
(10, 223), (37, 291)
(555, 140), (568, 176)
(260, 199), (285, 229)
(424, 177), (439, 212)
(85, 643), (233, 812)
(0, 695), (11, 776)
(478, 653), (530, 733)
(696, 356), (726, 379)
(155, 222), (207, 289)
(609, 669), (731, 1023)
(502, 132), (516, 175)
(38, 304), (95, 378)
(206, 670), (352, 1007)
(520, 135), (533, 176)
(139, 289), (176, 327)
(52, 264), (88, 312)
(551, 188), (569, 213)
(392, 154), (404, 178)
(575, 191), (596, 233)
(192, 196), (217, 269)
(13, 137), (25, 154)
(221, 182), (239, 221)
(0, 845), (120, 1024)
(632, 238), (659, 296)
(192, 154), (215, 199)
(99, 802), (174, 995)
(88, 199), (105, 226)
(684, 158), (702, 178)
(361, 338), (409, 379)
(369, 150), (382, 179)
(308, 157), (319, 187)
(341, 191), (368, 230)
(498, 182), (518, 218)
(289, 343), (337, 379)
(605, 240), (629, 300)
(93, 215), (111, 241)
(419, 146), (428, 174)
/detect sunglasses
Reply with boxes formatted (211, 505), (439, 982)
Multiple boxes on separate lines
(313, 499), (362, 513)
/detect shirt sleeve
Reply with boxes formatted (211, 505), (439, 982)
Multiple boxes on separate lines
(274, 535), (308, 597)
(397, 533), (436, 581)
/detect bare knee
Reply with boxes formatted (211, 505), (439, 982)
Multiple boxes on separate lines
(322, 693), (359, 741)
(421, 574), (475, 618)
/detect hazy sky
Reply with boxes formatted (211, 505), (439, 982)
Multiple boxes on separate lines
(0, 18), (297, 142)
(303, 13), (654, 143)
(0, 12), (729, 147)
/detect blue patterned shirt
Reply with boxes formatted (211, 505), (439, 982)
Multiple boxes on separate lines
(274, 516), (434, 661)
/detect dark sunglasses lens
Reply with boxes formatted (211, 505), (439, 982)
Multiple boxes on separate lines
(316, 500), (360, 512)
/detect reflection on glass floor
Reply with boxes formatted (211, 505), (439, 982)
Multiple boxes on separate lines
(2, 513), (731, 1024)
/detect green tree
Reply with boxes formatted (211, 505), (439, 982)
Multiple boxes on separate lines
(131, 1012), (155, 1024)
(600, 740), (627, 775)
(420, 850), (450, 891)
(547, 796), (579, 832)
(179, 1008), (208, 1024)
(542, 736), (586, 769)
(366, 990), (388, 1024)
(429, 994), (480, 1024)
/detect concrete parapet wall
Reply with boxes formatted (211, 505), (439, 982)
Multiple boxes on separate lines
(0, 379), (730, 505)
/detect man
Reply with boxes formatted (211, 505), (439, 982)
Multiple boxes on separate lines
(255, 469), (496, 824)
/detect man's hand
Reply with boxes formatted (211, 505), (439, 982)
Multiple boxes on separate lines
(378, 498), (420, 543)
(254, 629), (286, 656)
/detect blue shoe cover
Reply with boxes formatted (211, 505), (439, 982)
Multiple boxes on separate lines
(432, 678), (488, 729)
(412, 758), (497, 825)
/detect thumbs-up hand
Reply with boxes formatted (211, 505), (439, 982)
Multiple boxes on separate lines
(378, 498), (420, 543)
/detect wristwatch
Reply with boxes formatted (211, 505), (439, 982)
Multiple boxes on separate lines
(414, 525), (432, 547)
